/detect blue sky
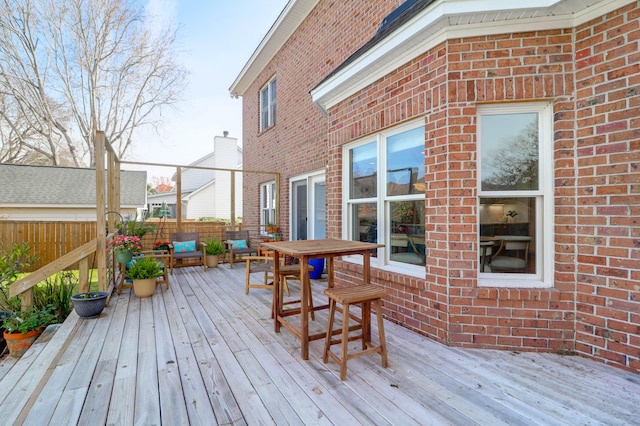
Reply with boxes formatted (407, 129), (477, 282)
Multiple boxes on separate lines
(129, 0), (289, 179)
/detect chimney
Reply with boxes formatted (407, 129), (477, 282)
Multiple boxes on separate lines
(223, 130), (229, 137)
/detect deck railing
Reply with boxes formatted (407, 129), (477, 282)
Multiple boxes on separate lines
(9, 238), (116, 310)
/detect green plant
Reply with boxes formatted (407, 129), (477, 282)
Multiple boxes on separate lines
(128, 256), (163, 280)
(73, 292), (105, 299)
(0, 242), (38, 312)
(204, 238), (225, 256)
(116, 213), (156, 238)
(34, 271), (77, 321)
(2, 305), (58, 334)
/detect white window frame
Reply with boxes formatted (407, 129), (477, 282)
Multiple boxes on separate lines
(342, 119), (426, 277)
(260, 181), (276, 234)
(477, 102), (554, 288)
(260, 77), (276, 132)
(290, 170), (326, 241)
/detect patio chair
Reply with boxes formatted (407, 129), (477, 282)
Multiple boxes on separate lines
(169, 232), (207, 274)
(490, 237), (530, 273)
(224, 230), (258, 268)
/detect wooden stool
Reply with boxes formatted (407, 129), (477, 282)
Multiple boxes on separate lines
(323, 284), (388, 380)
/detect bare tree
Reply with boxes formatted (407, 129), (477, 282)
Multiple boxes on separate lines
(483, 120), (539, 191)
(0, 0), (187, 166)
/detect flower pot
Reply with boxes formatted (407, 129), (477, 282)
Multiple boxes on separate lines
(4, 329), (42, 358)
(116, 249), (133, 264)
(206, 255), (219, 268)
(308, 258), (324, 279)
(133, 278), (156, 298)
(71, 292), (108, 318)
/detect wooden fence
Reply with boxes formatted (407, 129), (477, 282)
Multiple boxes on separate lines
(0, 220), (259, 271)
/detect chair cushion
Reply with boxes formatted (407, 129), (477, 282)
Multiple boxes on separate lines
(173, 240), (196, 253)
(229, 239), (248, 250)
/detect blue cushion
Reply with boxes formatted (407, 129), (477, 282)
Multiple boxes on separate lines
(229, 239), (248, 250)
(173, 240), (196, 253)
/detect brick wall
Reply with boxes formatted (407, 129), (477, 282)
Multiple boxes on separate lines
(572, 3), (640, 371)
(325, 3), (639, 371)
(241, 0), (404, 237)
(242, 1), (640, 373)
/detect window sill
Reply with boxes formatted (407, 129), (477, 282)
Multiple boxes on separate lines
(342, 256), (425, 279)
(478, 277), (552, 289)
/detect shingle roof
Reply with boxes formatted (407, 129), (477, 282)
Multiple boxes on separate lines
(0, 163), (147, 207)
(314, 0), (435, 89)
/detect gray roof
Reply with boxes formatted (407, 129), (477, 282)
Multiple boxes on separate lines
(0, 163), (147, 207)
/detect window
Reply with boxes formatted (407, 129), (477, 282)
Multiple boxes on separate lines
(478, 102), (553, 287)
(344, 121), (425, 269)
(260, 181), (276, 232)
(260, 78), (276, 131)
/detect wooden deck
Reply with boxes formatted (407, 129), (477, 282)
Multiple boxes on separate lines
(0, 264), (638, 425)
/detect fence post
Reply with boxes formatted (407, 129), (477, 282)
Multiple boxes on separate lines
(20, 289), (33, 310)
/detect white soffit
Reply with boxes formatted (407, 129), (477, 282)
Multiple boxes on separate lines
(311, 0), (633, 112)
(229, 0), (319, 97)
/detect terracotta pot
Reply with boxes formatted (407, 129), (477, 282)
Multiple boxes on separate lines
(133, 278), (156, 297)
(206, 255), (219, 268)
(4, 328), (42, 358)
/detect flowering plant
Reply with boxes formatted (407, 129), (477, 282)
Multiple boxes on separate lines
(107, 234), (143, 254)
(154, 241), (170, 251)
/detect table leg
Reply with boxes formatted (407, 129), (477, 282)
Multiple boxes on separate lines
(363, 250), (370, 284)
(300, 255), (310, 360)
(273, 250), (281, 333)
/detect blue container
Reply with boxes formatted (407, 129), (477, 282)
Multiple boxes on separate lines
(308, 258), (324, 279)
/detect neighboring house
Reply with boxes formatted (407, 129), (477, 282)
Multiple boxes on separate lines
(231, 0), (640, 373)
(0, 163), (146, 221)
(146, 133), (243, 220)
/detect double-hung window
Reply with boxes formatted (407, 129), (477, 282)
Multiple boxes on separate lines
(260, 78), (276, 131)
(478, 102), (553, 287)
(344, 121), (426, 271)
(260, 181), (276, 233)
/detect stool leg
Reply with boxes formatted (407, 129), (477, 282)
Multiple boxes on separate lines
(340, 303), (350, 381)
(361, 300), (371, 350)
(375, 299), (388, 368)
(323, 299), (336, 364)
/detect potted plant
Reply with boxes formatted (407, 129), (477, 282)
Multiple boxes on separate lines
(116, 213), (156, 238)
(108, 234), (144, 264)
(2, 305), (58, 358)
(153, 241), (170, 251)
(204, 237), (225, 268)
(127, 256), (163, 297)
(266, 222), (279, 233)
(71, 291), (109, 318)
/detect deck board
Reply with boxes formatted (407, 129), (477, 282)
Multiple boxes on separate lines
(0, 264), (638, 425)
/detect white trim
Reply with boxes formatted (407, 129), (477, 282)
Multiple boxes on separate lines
(289, 169), (326, 241)
(311, 0), (633, 111)
(229, 0), (320, 97)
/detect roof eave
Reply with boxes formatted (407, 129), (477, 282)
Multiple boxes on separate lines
(311, 0), (631, 112)
(229, 0), (320, 98)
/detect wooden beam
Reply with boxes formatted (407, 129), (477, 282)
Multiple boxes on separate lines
(95, 131), (107, 292)
(230, 171), (236, 230)
(176, 167), (182, 232)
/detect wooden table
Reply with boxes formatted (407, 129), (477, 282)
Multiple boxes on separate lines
(260, 239), (382, 360)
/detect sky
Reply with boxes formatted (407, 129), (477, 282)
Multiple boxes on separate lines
(125, 0), (289, 181)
